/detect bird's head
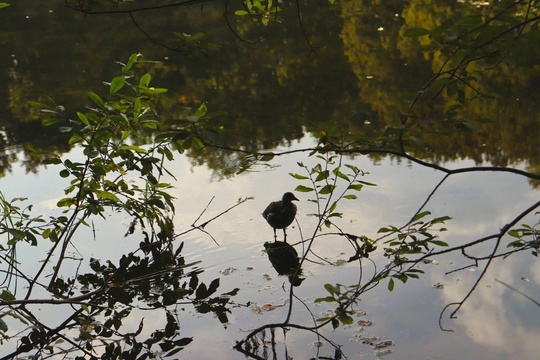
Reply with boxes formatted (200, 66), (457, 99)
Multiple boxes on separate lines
(282, 192), (299, 202)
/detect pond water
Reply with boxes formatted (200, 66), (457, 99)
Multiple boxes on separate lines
(1, 0), (539, 359)
(1, 134), (538, 359)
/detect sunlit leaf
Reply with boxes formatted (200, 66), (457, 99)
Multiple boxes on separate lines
(110, 76), (126, 95)
(76, 112), (90, 126)
(139, 73), (151, 89)
(194, 103), (208, 117)
(42, 118), (62, 126)
(87, 91), (105, 109)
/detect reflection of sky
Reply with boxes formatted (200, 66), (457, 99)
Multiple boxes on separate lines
(0, 134), (538, 359)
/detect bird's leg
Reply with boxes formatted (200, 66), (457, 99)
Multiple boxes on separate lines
(283, 228), (287, 243)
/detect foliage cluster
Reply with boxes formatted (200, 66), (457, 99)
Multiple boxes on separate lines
(0, 54), (240, 358)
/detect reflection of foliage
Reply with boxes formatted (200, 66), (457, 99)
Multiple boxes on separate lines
(0, 55), (243, 358)
(339, 0), (540, 169)
(234, 0), (282, 26)
(4, 0), (538, 179)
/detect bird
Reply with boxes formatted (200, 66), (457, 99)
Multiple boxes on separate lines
(262, 192), (299, 241)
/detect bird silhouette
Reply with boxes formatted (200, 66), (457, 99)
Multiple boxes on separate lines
(262, 192), (299, 241)
(264, 241), (304, 287)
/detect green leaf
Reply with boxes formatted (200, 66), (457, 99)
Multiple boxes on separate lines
(57, 197), (74, 207)
(333, 168), (349, 181)
(337, 313), (354, 325)
(314, 296), (336, 303)
(0, 290), (15, 302)
(412, 211), (431, 222)
(42, 118), (62, 126)
(295, 185), (314, 192)
(324, 283), (336, 295)
(27, 100), (50, 108)
(315, 170), (330, 182)
(377, 226), (395, 233)
(122, 53), (140, 74)
(347, 184), (363, 191)
(430, 240), (449, 247)
(194, 103), (208, 117)
(289, 173), (309, 180)
(403, 27), (430, 38)
(139, 73), (152, 89)
(234, 9), (249, 15)
(260, 153), (274, 161)
(94, 190), (120, 202)
(388, 278), (395, 291)
(119, 145), (147, 153)
(357, 180), (377, 186)
(144, 87), (168, 94)
(59, 169), (70, 178)
(42, 157), (62, 165)
(343, 194), (357, 200)
(0, 318), (7, 332)
(319, 184), (335, 195)
(110, 76), (126, 95)
(76, 112), (90, 126)
(87, 91), (105, 109)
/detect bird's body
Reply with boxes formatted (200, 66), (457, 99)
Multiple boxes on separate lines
(262, 192), (299, 241)
(264, 241), (304, 286)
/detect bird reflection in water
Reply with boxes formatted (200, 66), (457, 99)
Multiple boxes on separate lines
(264, 241), (304, 287)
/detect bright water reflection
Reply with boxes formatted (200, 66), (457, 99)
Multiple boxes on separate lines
(1, 133), (538, 359)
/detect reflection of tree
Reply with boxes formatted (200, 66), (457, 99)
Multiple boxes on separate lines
(339, 0), (540, 170)
(3, 0), (538, 178)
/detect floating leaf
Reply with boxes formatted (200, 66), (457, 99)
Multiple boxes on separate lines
(260, 304), (276, 311)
